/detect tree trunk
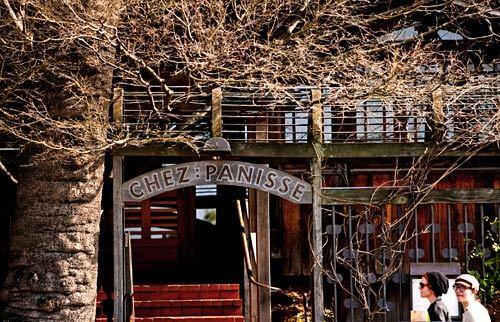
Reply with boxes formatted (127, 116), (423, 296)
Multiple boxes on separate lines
(0, 0), (122, 319)
(2, 155), (104, 321)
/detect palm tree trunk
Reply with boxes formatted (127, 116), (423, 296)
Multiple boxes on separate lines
(2, 154), (104, 321)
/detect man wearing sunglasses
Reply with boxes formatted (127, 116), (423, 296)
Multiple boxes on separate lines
(419, 271), (451, 321)
(453, 274), (491, 322)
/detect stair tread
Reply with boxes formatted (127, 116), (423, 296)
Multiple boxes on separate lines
(96, 283), (243, 321)
(97, 316), (244, 321)
(135, 299), (242, 307)
(134, 284), (240, 292)
(131, 284), (241, 301)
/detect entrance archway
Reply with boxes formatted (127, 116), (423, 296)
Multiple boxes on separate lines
(113, 159), (314, 321)
(122, 160), (312, 204)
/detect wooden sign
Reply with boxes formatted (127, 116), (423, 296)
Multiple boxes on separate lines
(123, 160), (312, 204)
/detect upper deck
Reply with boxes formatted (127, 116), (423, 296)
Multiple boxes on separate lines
(113, 80), (499, 158)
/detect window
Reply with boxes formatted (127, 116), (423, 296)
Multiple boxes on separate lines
(356, 99), (394, 142)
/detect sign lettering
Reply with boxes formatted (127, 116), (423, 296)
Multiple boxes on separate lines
(122, 161), (312, 204)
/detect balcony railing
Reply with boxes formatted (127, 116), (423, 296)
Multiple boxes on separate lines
(114, 82), (499, 145)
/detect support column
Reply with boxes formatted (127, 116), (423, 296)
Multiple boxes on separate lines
(311, 156), (323, 322)
(310, 88), (324, 322)
(257, 190), (271, 322)
(113, 156), (124, 322)
(248, 189), (259, 322)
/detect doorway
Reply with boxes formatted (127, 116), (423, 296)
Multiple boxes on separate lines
(124, 185), (244, 284)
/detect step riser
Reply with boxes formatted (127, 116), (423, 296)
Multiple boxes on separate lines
(97, 318), (244, 322)
(135, 307), (243, 317)
(96, 284), (243, 321)
(135, 285), (239, 292)
(135, 299), (242, 307)
(133, 290), (239, 301)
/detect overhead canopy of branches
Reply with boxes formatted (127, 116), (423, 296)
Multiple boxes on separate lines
(0, 1), (498, 319)
(119, 0), (498, 85)
(0, 0), (499, 153)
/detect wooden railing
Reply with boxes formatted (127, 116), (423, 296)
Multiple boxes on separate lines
(124, 231), (135, 321)
(112, 83), (499, 145)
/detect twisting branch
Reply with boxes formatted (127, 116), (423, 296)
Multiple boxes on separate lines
(0, 158), (17, 184)
(3, 0), (24, 33)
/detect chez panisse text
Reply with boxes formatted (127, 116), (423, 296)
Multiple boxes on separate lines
(123, 161), (312, 204)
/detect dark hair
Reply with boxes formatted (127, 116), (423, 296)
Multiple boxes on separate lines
(423, 271), (449, 296)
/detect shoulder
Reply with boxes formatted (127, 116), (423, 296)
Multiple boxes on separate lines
(467, 302), (491, 321)
(428, 298), (450, 321)
(433, 298), (449, 312)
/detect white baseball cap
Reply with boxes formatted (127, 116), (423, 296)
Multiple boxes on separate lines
(454, 274), (480, 290)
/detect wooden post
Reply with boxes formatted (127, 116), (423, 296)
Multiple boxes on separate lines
(311, 89), (323, 322)
(124, 232), (135, 320)
(311, 157), (323, 322)
(257, 190), (271, 322)
(212, 87), (222, 137)
(248, 189), (259, 322)
(113, 87), (124, 125)
(243, 258), (251, 322)
(177, 187), (196, 272)
(113, 156), (124, 322)
(311, 89), (323, 144)
(237, 200), (252, 322)
(432, 87), (445, 140)
(310, 88), (324, 321)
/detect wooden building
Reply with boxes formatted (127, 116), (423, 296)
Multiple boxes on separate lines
(1, 77), (499, 321)
(90, 79), (499, 321)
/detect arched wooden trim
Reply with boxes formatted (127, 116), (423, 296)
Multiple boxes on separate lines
(122, 160), (312, 204)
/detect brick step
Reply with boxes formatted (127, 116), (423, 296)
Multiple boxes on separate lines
(96, 316), (244, 322)
(132, 284), (240, 301)
(135, 299), (243, 317)
(96, 284), (243, 320)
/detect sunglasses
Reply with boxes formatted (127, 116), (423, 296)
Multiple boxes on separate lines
(419, 282), (430, 289)
(453, 284), (472, 292)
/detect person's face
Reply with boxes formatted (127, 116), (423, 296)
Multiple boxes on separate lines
(419, 276), (434, 299)
(453, 283), (475, 303)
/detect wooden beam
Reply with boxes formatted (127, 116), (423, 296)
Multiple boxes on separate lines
(311, 88), (324, 322)
(113, 87), (124, 125)
(256, 190), (271, 322)
(282, 200), (302, 275)
(311, 156), (324, 322)
(237, 200), (252, 322)
(409, 262), (461, 276)
(124, 232), (135, 319)
(113, 142), (500, 158)
(432, 87), (445, 140)
(212, 88), (222, 137)
(418, 188), (500, 204)
(311, 89), (322, 144)
(113, 156), (124, 322)
(243, 259), (251, 322)
(177, 187), (196, 271)
(248, 189), (258, 322)
(321, 188), (500, 205)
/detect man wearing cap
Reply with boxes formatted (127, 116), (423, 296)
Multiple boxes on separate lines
(453, 274), (491, 322)
(420, 271), (451, 321)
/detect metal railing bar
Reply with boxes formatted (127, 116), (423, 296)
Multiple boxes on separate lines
(381, 206), (387, 322)
(447, 205), (452, 263)
(431, 204), (436, 262)
(332, 206), (339, 322)
(464, 205), (469, 271)
(222, 130), (309, 134)
(348, 206), (355, 322)
(480, 204), (486, 304)
(415, 208), (419, 263)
